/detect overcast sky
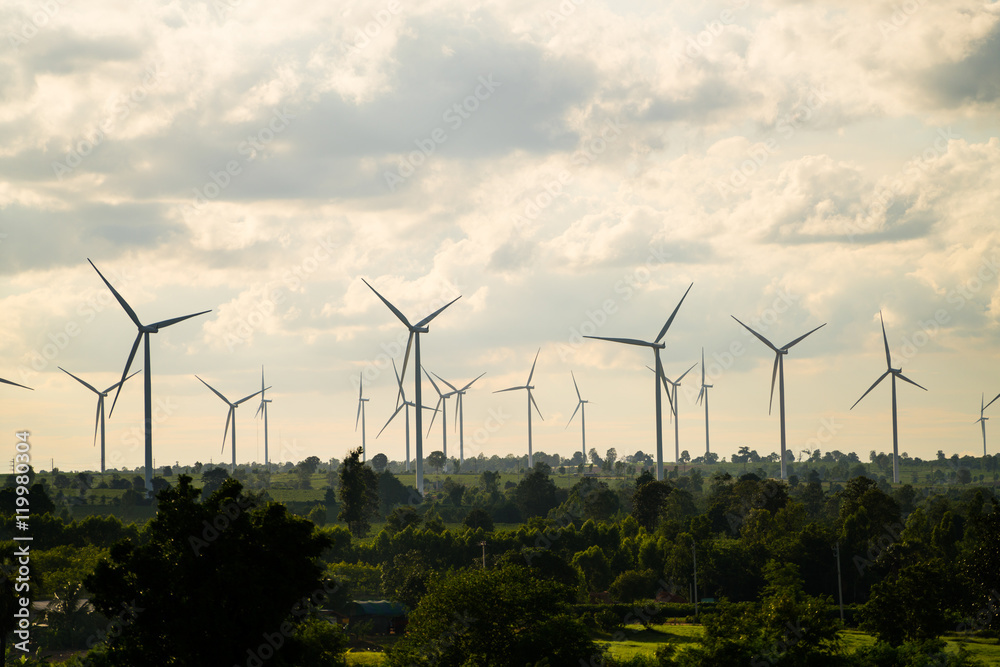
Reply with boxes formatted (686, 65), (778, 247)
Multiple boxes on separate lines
(3, 0), (999, 473)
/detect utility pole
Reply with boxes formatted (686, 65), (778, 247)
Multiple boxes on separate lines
(834, 541), (845, 622)
(692, 541), (699, 619)
(479, 541), (487, 569)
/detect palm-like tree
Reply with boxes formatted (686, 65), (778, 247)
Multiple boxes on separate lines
(738, 446), (751, 473)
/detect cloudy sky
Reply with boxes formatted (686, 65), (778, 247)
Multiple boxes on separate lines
(2, 0), (999, 473)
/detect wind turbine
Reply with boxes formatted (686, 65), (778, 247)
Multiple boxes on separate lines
(424, 368), (456, 459)
(585, 283), (692, 481)
(376, 359), (437, 472)
(850, 311), (927, 484)
(494, 349), (543, 469)
(731, 316), (826, 480)
(89, 259), (211, 494)
(362, 279), (460, 495)
(430, 371), (485, 465)
(255, 367), (272, 470)
(59, 367), (141, 473)
(976, 393), (993, 457)
(356, 372), (369, 462)
(196, 376), (267, 473)
(661, 363), (697, 464)
(565, 372), (589, 464)
(697, 348), (713, 458)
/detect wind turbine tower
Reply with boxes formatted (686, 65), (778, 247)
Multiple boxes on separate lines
(424, 368), (456, 459)
(196, 376), (267, 473)
(697, 348), (713, 457)
(585, 283), (693, 481)
(255, 367), (272, 470)
(731, 316), (825, 480)
(356, 372), (369, 462)
(850, 311), (927, 484)
(431, 371), (485, 465)
(59, 367), (140, 474)
(362, 279), (460, 496)
(89, 259), (211, 494)
(566, 371), (589, 463)
(494, 349), (543, 469)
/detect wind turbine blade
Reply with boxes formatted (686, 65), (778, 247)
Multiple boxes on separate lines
(400, 332), (414, 384)
(108, 332), (142, 417)
(255, 401), (264, 419)
(584, 336), (655, 348)
(460, 372), (486, 392)
(88, 259), (141, 328)
(895, 372), (927, 391)
(566, 401), (581, 428)
(660, 368), (676, 418)
(697, 386), (705, 405)
(415, 295), (462, 328)
(879, 311), (892, 369)
(196, 375), (232, 406)
(769, 354), (780, 415)
(530, 390), (543, 420)
(392, 358), (406, 407)
(377, 404), (405, 438)
(676, 362), (698, 383)
(431, 371), (457, 393)
(424, 367), (443, 397)
(426, 397), (442, 435)
(151, 310), (212, 329)
(355, 396), (362, 429)
(701, 348), (706, 385)
(527, 348), (540, 385)
(358, 372), (364, 401)
(222, 408), (232, 453)
(104, 369), (142, 394)
(362, 278), (413, 328)
(731, 316), (779, 353)
(93, 397), (102, 447)
(234, 388), (265, 406)
(986, 392), (1000, 411)
(782, 323), (826, 350)
(454, 393), (461, 431)
(493, 386), (526, 394)
(58, 367), (100, 394)
(0, 377), (32, 390)
(655, 282), (693, 343)
(850, 370), (890, 410)
(571, 371), (582, 402)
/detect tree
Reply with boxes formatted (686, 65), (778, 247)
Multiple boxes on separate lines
(463, 508), (493, 532)
(300, 456), (321, 474)
(605, 447), (617, 469)
(83, 475), (343, 666)
(426, 451), (447, 474)
(338, 447), (378, 537)
(386, 506), (422, 533)
(386, 565), (596, 666)
(378, 470), (415, 515)
(370, 453), (389, 474)
(631, 476), (673, 531)
(513, 466), (558, 518)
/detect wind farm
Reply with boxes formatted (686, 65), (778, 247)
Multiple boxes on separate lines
(9, 6), (1000, 663)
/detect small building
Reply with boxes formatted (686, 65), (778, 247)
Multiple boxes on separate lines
(343, 600), (408, 635)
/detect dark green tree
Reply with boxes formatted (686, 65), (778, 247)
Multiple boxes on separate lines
(631, 475), (673, 531)
(386, 565), (596, 666)
(426, 451), (447, 474)
(338, 448), (378, 537)
(82, 475), (341, 666)
(370, 453), (389, 474)
(463, 508), (493, 532)
(513, 465), (557, 518)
